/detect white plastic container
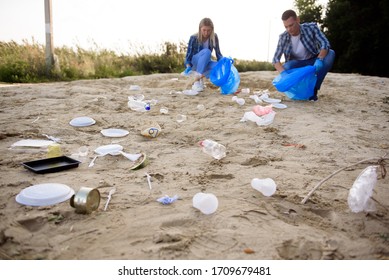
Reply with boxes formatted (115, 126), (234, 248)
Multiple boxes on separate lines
(251, 178), (277, 197)
(193, 192), (218, 214)
(199, 139), (226, 160)
(232, 96), (245, 105)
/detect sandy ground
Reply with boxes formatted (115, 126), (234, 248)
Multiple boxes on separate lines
(0, 71), (388, 260)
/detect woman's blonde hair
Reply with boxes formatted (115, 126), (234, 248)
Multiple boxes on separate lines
(197, 18), (216, 47)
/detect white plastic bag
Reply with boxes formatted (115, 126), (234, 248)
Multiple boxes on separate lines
(240, 111), (276, 126)
(347, 166), (378, 213)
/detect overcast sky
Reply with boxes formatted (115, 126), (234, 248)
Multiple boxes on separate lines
(0, 0), (328, 61)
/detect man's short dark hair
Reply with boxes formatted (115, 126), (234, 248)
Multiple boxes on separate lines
(282, 9), (297, 21)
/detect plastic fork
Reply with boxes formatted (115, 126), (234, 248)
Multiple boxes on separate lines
(104, 187), (116, 211)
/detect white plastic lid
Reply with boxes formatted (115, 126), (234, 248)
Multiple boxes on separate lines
(100, 128), (129, 138)
(16, 183), (75, 206)
(69, 116), (96, 127)
(94, 144), (123, 155)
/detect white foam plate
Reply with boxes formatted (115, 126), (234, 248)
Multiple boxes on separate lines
(262, 97), (282, 103)
(16, 183), (74, 206)
(183, 89), (200, 96)
(69, 116), (96, 127)
(100, 128), (129, 138)
(272, 103), (288, 109)
(94, 144), (123, 156)
(11, 139), (55, 148)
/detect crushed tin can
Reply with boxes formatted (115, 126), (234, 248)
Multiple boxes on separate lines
(70, 187), (100, 214)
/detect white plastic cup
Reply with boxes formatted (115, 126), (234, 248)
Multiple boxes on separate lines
(197, 104), (205, 111)
(160, 107), (169, 114)
(192, 192), (218, 214)
(251, 178), (277, 197)
(78, 146), (89, 157)
(176, 114), (187, 123)
(241, 88), (250, 94)
(232, 96), (245, 105)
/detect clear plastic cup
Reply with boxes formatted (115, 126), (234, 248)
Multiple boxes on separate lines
(197, 104), (205, 111)
(176, 114), (187, 123)
(160, 107), (169, 114)
(78, 146), (89, 157)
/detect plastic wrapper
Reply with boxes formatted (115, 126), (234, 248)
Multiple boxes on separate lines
(347, 166), (378, 213)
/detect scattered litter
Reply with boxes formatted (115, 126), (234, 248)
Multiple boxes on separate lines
(104, 187), (116, 211)
(157, 195), (179, 205)
(252, 105), (273, 116)
(42, 134), (61, 142)
(129, 85), (141, 91)
(141, 123), (161, 138)
(243, 248), (255, 254)
(31, 116), (40, 123)
(240, 111), (275, 126)
(183, 89), (199, 96)
(249, 95), (263, 104)
(169, 90), (182, 94)
(145, 173), (152, 190)
(348, 166), (378, 213)
(11, 139), (55, 148)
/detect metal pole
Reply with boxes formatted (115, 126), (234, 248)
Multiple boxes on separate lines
(44, 0), (54, 74)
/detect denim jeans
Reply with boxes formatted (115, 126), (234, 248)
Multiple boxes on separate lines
(283, 49), (335, 90)
(192, 49), (218, 78)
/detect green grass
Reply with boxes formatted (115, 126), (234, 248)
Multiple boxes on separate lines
(0, 40), (274, 83)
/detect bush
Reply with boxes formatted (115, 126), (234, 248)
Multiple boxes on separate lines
(0, 40), (273, 83)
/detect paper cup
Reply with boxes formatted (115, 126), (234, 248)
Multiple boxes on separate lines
(193, 192), (218, 214)
(141, 123), (161, 138)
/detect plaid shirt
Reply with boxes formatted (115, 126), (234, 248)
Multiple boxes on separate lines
(272, 22), (331, 64)
(185, 34), (223, 66)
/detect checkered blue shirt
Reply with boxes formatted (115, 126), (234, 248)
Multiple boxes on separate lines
(272, 22), (331, 64)
(185, 34), (223, 66)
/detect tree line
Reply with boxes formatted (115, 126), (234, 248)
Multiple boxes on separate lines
(295, 0), (389, 77)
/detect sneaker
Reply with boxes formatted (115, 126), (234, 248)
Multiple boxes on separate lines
(192, 80), (204, 92)
(309, 89), (318, 102)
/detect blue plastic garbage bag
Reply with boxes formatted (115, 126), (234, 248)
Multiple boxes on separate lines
(272, 65), (317, 100)
(210, 57), (240, 95)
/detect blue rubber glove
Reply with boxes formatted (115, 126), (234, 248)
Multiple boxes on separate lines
(314, 58), (324, 73)
(184, 66), (192, 75)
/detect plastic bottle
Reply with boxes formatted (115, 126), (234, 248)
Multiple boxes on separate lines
(128, 98), (151, 112)
(199, 139), (226, 160)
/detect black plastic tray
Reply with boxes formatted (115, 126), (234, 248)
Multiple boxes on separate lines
(22, 156), (81, 174)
